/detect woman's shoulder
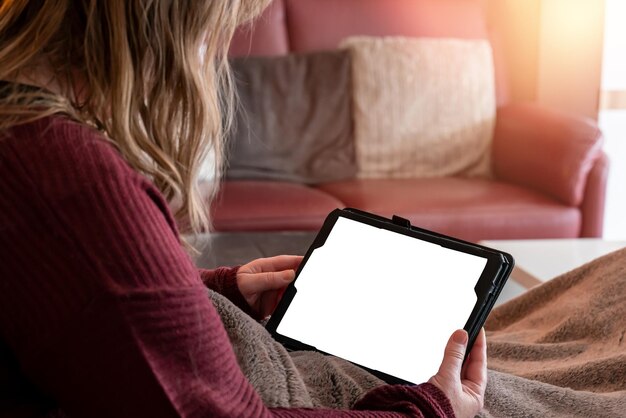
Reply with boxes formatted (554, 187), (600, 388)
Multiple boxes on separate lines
(3, 115), (131, 175)
(1, 115), (145, 198)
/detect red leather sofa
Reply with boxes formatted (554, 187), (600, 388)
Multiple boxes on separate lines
(209, 0), (607, 243)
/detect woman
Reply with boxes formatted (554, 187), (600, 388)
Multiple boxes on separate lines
(0, 1), (486, 417)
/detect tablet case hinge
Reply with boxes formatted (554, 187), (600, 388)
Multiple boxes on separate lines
(392, 215), (411, 228)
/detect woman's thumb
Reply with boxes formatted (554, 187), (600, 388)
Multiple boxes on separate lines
(258, 270), (295, 291)
(438, 330), (468, 378)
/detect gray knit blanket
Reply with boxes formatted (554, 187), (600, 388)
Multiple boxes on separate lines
(209, 247), (626, 417)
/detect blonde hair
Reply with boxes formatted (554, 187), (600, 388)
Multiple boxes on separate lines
(0, 0), (269, 236)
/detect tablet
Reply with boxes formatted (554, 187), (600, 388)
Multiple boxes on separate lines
(266, 208), (513, 385)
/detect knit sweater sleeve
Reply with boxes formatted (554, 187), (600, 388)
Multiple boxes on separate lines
(198, 266), (261, 318)
(0, 118), (454, 418)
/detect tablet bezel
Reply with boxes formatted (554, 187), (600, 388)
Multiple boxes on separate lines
(265, 208), (514, 385)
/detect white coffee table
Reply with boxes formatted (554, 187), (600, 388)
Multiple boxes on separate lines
(480, 238), (626, 305)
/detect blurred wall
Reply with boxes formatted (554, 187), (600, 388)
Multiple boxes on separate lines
(537, 0), (605, 120)
(487, 0), (605, 120)
(486, 0), (542, 104)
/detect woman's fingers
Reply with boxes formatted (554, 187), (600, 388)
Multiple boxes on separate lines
(249, 255), (303, 273)
(429, 329), (486, 418)
(462, 328), (487, 395)
(237, 256), (303, 317)
(240, 269), (296, 293)
(260, 289), (282, 318)
(436, 329), (468, 379)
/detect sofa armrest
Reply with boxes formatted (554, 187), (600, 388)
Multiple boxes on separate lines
(580, 151), (609, 237)
(492, 103), (603, 206)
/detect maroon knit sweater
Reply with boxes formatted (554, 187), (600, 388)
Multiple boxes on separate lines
(0, 115), (455, 417)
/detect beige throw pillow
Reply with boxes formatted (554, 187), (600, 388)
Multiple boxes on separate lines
(340, 36), (496, 178)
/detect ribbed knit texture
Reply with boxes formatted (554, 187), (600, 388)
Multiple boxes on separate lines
(0, 115), (454, 417)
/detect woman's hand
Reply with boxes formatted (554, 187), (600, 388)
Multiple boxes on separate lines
(428, 328), (487, 418)
(237, 255), (303, 319)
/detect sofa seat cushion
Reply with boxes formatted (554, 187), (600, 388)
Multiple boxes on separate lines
(211, 180), (343, 231)
(316, 178), (581, 242)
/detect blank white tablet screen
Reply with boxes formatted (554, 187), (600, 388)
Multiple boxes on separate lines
(276, 217), (487, 384)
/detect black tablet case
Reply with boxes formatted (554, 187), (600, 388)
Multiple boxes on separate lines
(266, 208), (514, 385)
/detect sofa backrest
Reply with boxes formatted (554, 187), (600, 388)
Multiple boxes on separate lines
(230, 0), (508, 105)
(229, 0), (289, 56)
(285, 0), (488, 50)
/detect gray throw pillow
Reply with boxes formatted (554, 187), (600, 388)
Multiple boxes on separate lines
(226, 50), (356, 184)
